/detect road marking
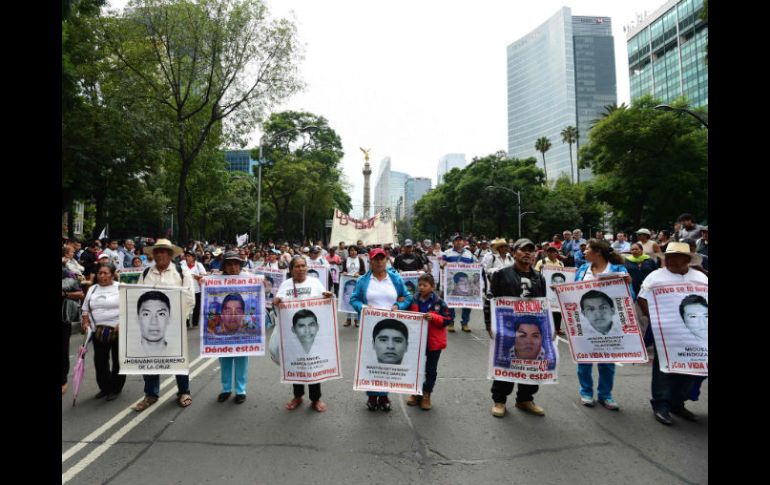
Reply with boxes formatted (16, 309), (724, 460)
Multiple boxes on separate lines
(62, 356), (216, 484)
(556, 336), (623, 366)
(61, 355), (207, 463)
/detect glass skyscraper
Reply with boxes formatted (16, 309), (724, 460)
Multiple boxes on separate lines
(627, 0), (707, 108)
(224, 150), (257, 173)
(507, 7), (616, 182)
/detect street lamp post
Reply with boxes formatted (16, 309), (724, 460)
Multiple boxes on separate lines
(485, 185), (522, 239)
(256, 125), (319, 247)
(654, 104), (708, 128)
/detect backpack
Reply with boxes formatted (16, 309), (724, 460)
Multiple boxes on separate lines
(142, 261), (185, 284)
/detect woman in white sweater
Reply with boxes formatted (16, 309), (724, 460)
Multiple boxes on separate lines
(82, 262), (124, 401)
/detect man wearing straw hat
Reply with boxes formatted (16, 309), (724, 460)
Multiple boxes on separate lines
(637, 242), (707, 426)
(133, 238), (196, 412)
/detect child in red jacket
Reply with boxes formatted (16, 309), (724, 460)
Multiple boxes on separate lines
(406, 273), (451, 410)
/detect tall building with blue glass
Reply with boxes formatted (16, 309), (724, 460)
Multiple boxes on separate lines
(224, 150), (258, 174)
(507, 7), (615, 182)
(627, 0), (707, 108)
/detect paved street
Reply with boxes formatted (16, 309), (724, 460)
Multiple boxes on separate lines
(62, 310), (708, 484)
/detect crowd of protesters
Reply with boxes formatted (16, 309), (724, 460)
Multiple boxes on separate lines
(62, 212), (707, 425)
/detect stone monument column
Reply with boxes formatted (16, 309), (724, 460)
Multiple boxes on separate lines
(360, 148), (372, 218)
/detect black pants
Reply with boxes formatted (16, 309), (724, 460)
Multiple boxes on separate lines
(93, 332), (126, 394)
(491, 380), (538, 404)
(62, 321), (72, 385)
(293, 383), (321, 401)
(650, 346), (695, 412)
(192, 292), (201, 327)
(423, 350), (442, 393)
(553, 312), (562, 334)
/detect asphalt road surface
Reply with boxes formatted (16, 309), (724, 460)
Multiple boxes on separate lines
(62, 310), (708, 484)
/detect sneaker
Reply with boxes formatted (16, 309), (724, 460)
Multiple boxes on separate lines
(671, 406), (697, 422)
(580, 395), (595, 407)
(366, 396), (378, 411)
(515, 401), (545, 416)
(461, 325), (471, 333)
(447, 324), (456, 333)
(217, 392), (232, 403)
(406, 395), (421, 406)
(491, 402), (506, 417)
(654, 409), (673, 425)
(598, 398), (620, 411)
(234, 394), (247, 404)
(378, 396), (391, 412)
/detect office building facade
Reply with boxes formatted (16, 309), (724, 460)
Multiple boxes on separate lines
(224, 150), (258, 174)
(627, 0), (707, 108)
(404, 177), (432, 219)
(437, 154), (466, 185)
(507, 7), (615, 182)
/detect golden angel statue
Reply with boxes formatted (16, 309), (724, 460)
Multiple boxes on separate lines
(359, 147), (371, 162)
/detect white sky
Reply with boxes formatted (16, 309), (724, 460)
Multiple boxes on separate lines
(107, 0), (667, 218)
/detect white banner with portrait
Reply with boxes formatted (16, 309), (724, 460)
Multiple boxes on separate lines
(354, 306), (428, 395)
(554, 277), (648, 364)
(427, 256), (440, 285)
(307, 262), (329, 291)
(488, 298), (558, 385)
(338, 274), (359, 314)
(646, 283), (708, 375)
(199, 275), (266, 357)
(329, 209), (395, 246)
(542, 266), (576, 311)
(399, 271), (423, 300)
(277, 297), (342, 383)
(119, 285), (190, 375)
(443, 263), (483, 309)
(252, 267), (285, 310)
(329, 264), (341, 285)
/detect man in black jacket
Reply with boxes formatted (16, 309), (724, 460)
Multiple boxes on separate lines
(393, 239), (427, 272)
(486, 238), (547, 418)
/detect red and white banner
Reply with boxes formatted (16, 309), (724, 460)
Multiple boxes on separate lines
(329, 209), (395, 246)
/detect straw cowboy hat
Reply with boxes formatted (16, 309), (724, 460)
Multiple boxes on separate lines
(490, 238), (509, 250)
(143, 238), (184, 258)
(663, 242), (702, 266)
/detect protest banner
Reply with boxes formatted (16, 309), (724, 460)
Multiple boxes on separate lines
(329, 264), (340, 285)
(252, 267), (285, 310)
(119, 285), (190, 375)
(554, 276), (648, 364)
(277, 297), (342, 383)
(399, 271), (423, 299)
(338, 274), (359, 314)
(199, 275), (266, 357)
(646, 282), (708, 375)
(360, 252), (370, 272)
(307, 262), (329, 291)
(427, 256), (440, 285)
(488, 297), (558, 385)
(118, 269), (144, 285)
(542, 266), (577, 311)
(330, 209), (395, 245)
(443, 263), (483, 309)
(354, 306), (428, 395)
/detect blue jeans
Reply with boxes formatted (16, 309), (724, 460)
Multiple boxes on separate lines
(577, 363), (616, 401)
(423, 350), (442, 393)
(220, 356), (249, 395)
(143, 374), (190, 398)
(449, 308), (471, 325)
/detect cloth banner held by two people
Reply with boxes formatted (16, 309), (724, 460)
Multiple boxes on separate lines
(276, 297), (342, 384)
(553, 276), (648, 364)
(118, 285), (190, 375)
(488, 297), (559, 385)
(645, 282), (708, 376)
(354, 306), (429, 395)
(444, 263), (483, 309)
(329, 209), (395, 246)
(199, 275), (266, 358)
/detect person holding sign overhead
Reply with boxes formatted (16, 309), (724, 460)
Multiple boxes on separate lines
(349, 247), (413, 412)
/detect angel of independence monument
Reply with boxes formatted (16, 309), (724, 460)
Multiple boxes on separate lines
(360, 147), (372, 218)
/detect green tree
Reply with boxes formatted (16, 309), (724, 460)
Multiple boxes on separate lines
(535, 137), (552, 183)
(561, 126), (578, 184)
(578, 95), (707, 230)
(101, 0), (303, 242)
(255, 111), (352, 242)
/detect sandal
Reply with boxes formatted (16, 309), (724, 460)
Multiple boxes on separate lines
(178, 393), (192, 408)
(311, 399), (327, 412)
(133, 396), (158, 412)
(286, 397), (303, 410)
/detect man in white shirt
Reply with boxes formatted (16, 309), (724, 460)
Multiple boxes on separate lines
(611, 233), (631, 253)
(103, 239), (124, 270)
(637, 242), (708, 426)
